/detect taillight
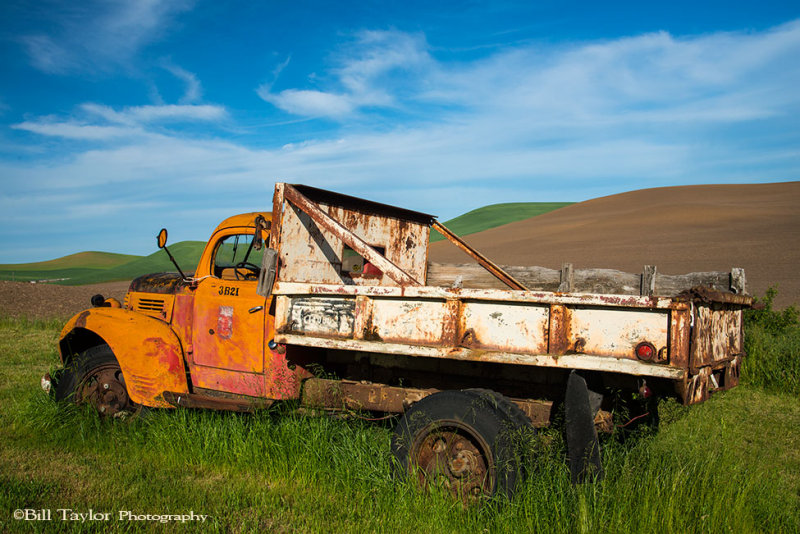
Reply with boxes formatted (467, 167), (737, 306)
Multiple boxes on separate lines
(635, 342), (656, 361)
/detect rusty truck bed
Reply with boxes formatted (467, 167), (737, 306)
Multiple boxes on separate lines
(266, 184), (750, 406)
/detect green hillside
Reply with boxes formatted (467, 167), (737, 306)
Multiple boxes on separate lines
(0, 251), (138, 272)
(0, 201), (571, 285)
(430, 201), (573, 242)
(0, 242), (206, 285)
(60, 241), (207, 285)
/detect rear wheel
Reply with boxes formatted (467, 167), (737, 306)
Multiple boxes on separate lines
(391, 389), (534, 501)
(54, 345), (137, 417)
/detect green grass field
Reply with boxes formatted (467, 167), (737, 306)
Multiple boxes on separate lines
(1, 295), (798, 533)
(0, 202), (569, 285)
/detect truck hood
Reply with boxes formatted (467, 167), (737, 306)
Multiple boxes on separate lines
(128, 272), (192, 295)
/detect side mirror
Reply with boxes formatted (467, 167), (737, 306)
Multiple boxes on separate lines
(156, 228), (188, 280)
(157, 228), (168, 249)
(257, 248), (278, 297)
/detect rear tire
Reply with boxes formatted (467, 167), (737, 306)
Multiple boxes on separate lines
(55, 345), (138, 418)
(391, 389), (534, 501)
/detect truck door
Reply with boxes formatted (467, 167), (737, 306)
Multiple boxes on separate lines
(191, 232), (269, 397)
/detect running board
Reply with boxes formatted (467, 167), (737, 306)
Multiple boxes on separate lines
(162, 391), (273, 412)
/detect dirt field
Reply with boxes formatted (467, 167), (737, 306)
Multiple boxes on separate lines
(430, 182), (800, 308)
(0, 280), (130, 320)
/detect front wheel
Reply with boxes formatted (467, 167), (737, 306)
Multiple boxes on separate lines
(54, 345), (137, 417)
(391, 389), (534, 501)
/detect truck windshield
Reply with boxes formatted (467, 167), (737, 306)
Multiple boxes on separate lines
(213, 234), (264, 277)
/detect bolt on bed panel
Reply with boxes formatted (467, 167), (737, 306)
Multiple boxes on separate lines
(569, 307), (669, 360)
(459, 300), (550, 354)
(368, 298), (452, 345)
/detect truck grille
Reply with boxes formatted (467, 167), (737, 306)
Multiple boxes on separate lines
(136, 298), (165, 312)
(127, 292), (174, 321)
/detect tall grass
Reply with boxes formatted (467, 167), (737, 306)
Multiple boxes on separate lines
(743, 287), (800, 395)
(1, 309), (799, 532)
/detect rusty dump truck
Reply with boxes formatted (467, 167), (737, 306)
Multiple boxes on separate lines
(49, 183), (753, 499)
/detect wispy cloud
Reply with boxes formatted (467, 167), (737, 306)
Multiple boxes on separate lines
(261, 22), (800, 129)
(11, 102), (227, 141)
(81, 103), (227, 124)
(11, 120), (142, 141)
(21, 0), (194, 74)
(259, 30), (433, 118)
(162, 62), (203, 103)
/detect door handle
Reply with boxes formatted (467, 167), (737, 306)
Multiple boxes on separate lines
(249, 306), (264, 314)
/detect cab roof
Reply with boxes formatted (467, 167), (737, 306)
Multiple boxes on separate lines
(212, 212), (271, 234)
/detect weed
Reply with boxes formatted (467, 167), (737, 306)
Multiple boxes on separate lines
(742, 287), (800, 396)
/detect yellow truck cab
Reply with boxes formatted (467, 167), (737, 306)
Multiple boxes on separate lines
(55, 211), (306, 414)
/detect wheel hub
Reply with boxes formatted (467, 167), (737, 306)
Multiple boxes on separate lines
(78, 365), (132, 417)
(413, 427), (492, 500)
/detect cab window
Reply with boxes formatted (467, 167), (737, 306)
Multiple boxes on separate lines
(213, 234), (264, 281)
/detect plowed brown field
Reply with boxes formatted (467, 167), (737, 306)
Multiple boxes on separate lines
(430, 182), (800, 307)
(0, 280), (130, 320)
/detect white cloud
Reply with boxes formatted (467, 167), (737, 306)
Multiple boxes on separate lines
(123, 104), (226, 123)
(259, 30), (432, 118)
(11, 120), (142, 140)
(81, 103), (226, 124)
(162, 63), (203, 103)
(21, 0), (194, 74)
(12, 103), (228, 141)
(422, 20), (800, 126)
(258, 89), (355, 118)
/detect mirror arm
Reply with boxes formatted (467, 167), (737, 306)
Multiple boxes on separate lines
(163, 245), (188, 281)
(156, 228), (188, 280)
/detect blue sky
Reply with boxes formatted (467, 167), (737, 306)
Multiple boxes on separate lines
(1, 1), (798, 263)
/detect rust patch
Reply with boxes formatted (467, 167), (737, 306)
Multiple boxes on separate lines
(302, 378), (435, 413)
(216, 306), (234, 339)
(548, 304), (572, 355)
(363, 325), (383, 341)
(460, 328), (477, 348)
(510, 397), (554, 427)
(75, 310), (91, 328)
(128, 272), (189, 295)
(144, 336), (184, 376)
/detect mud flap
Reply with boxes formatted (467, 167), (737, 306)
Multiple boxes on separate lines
(565, 370), (604, 483)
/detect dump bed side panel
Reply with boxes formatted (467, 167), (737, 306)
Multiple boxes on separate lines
(273, 283), (683, 380)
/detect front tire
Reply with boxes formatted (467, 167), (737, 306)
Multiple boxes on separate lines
(391, 389), (534, 501)
(54, 345), (137, 417)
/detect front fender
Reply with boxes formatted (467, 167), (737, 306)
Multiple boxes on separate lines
(59, 308), (189, 407)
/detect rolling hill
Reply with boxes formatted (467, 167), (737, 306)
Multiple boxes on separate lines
(429, 182), (800, 307)
(0, 242), (207, 286)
